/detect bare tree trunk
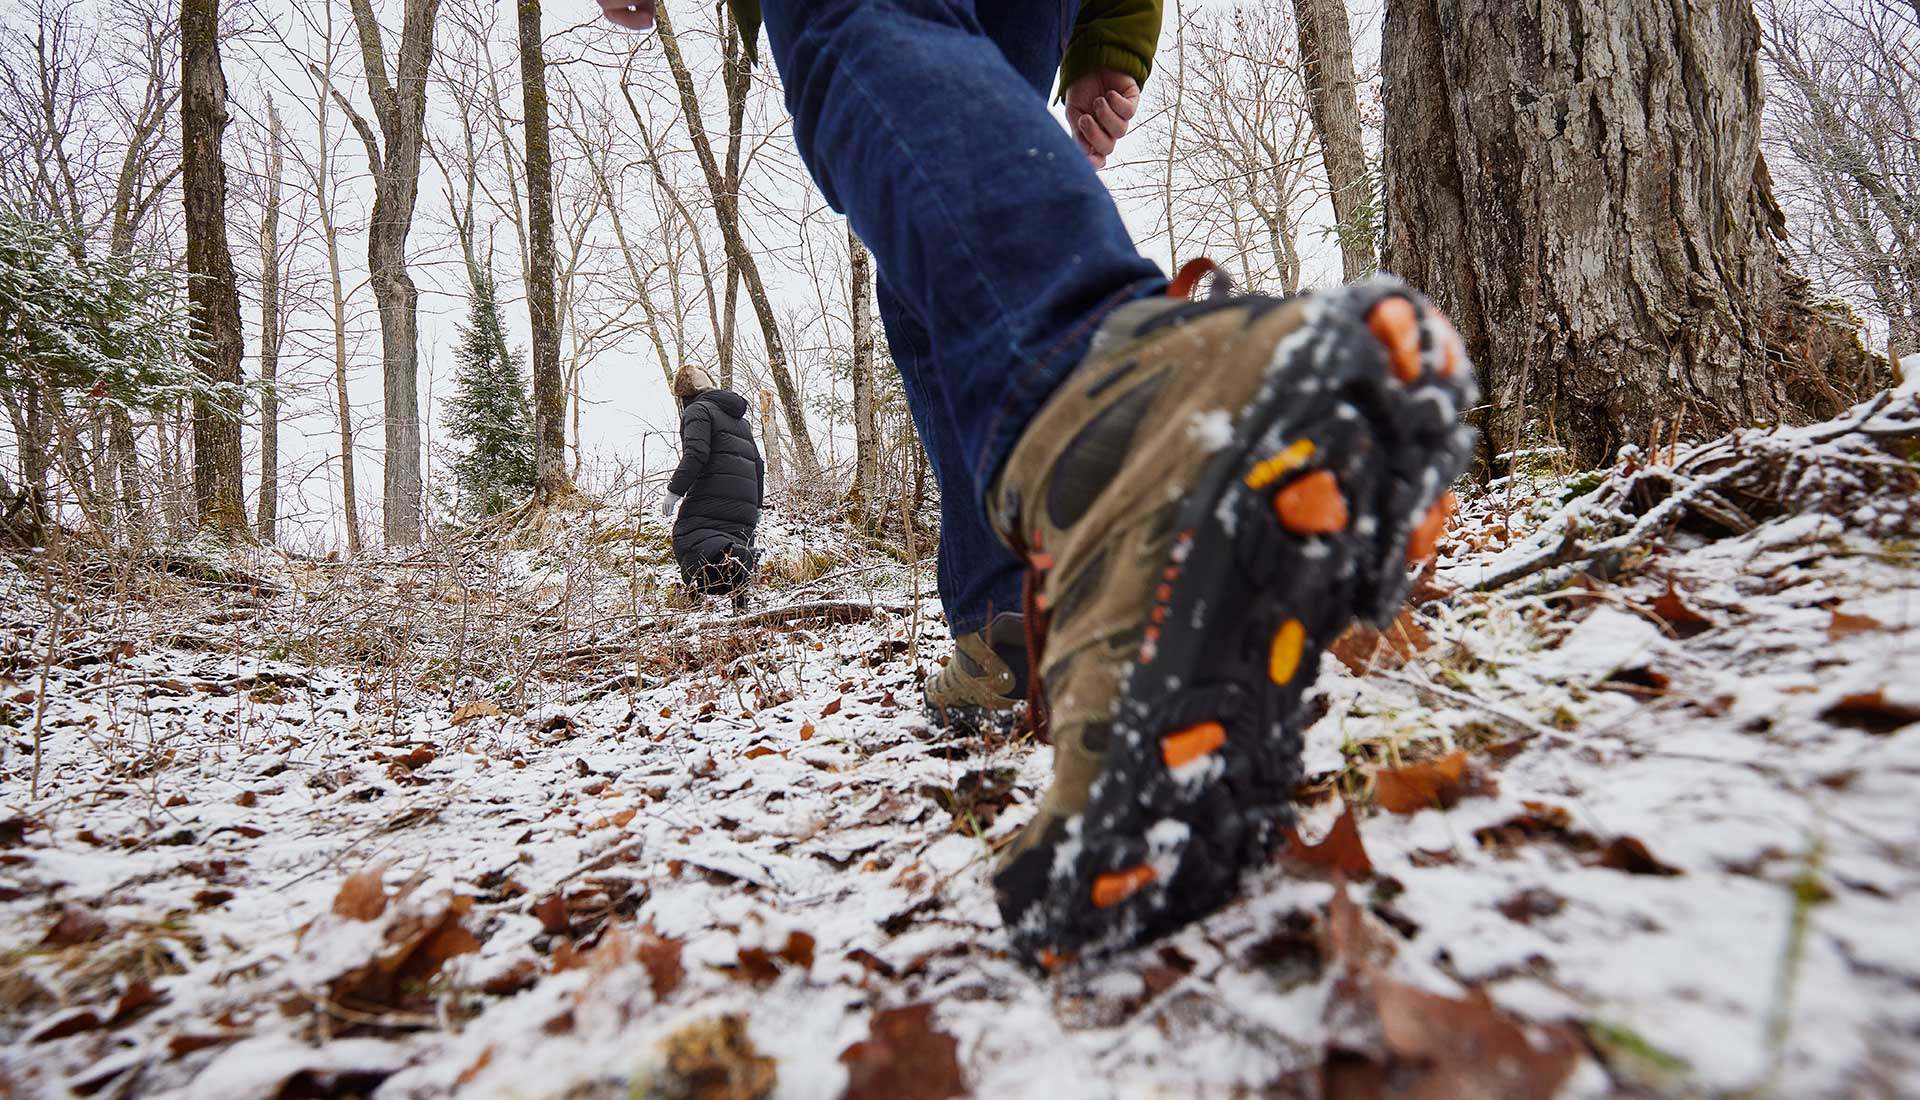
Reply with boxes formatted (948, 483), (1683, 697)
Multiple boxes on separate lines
(515, 0), (568, 502)
(1382, 0), (1873, 469)
(256, 98), (285, 542)
(655, 0), (819, 483)
(758, 387), (783, 492)
(716, 15), (747, 389)
(344, 0), (439, 546)
(181, 0), (246, 536)
(847, 225), (880, 525)
(1294, 0), (1375, 282)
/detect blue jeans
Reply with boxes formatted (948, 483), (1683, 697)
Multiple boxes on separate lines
(760, 0), (1167, 636)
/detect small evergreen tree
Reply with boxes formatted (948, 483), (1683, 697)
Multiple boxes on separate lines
(443, 273), (535, 518)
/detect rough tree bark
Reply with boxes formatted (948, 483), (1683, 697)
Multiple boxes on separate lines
(1293, 0), (1375, 282)
(516, 0), (568, 502)
(848, 225), (880, 525)
(1382, 0), (1873, 469)
(655, 0), (820, 483)
(344, 0), (440, 546)
(180, 0), (246, 536)
(256, 98), (284, 542)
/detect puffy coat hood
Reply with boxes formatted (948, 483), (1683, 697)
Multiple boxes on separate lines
(693, 388), (751, 418)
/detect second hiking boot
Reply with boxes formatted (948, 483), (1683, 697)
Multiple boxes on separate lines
(923, 612), (1029, 734)
(988, 276), (1477, 967)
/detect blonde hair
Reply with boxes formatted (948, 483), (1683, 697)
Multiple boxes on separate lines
(672, 364), (717, 400)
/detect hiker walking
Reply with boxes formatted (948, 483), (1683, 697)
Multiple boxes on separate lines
(662, 365), (763, 610)
(601, 0), (1476, 966)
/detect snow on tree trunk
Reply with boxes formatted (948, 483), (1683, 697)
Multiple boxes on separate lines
(181, 0), (246, 536)
(1381, 0), (1875, 469)
(1294, 0), (1375, 282)
(516, 0), (568, 503)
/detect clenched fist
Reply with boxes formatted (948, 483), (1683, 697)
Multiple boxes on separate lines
(1064, 69), (1140, 170)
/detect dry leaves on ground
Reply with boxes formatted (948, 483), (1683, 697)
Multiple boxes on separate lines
(1285, 803), (1374, 877)
(1316, 884), (1583, 1099)
(449, 700), (503, 726)
(1374, 752), (1494, 814)
(838, 1003), (965, 1100)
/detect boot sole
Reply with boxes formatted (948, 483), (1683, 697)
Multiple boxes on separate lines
(996, 279), (1478, 968)
(923, 699), (1026, 739)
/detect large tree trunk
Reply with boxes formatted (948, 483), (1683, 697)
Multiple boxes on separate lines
(1294, 0), (1375, 282)
(346, 0), (440, 547)
(180, 0), (246, 536)
(655, 0), (820, 484)
(1382, 0), (1873, 470)
(516, 0), (568, 502)
(256, 99), (285, 543)
(848, 225), (881, 526)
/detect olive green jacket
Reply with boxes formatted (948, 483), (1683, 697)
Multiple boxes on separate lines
(727, 1), (1164, 94)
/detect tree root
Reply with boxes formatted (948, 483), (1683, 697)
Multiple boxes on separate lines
(1472, 389), (1920, 594)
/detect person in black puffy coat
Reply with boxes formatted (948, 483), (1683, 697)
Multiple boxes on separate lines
(662, 365), (764, 602)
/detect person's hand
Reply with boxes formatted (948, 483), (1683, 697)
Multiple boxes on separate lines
(597, 0), (655, 31)
(1064, 69), (1140, 170)
(660, 491), (682, 517)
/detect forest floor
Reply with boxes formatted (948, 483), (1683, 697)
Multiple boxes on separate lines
(2, 383), (1919, 1100)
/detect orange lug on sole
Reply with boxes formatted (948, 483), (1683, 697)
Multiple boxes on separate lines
(1245, 439), (1317, 490)
(1367, 297), (1423, 383)
(1091, 865), (1158, 908)
(1162, 721), (1227, 769)
(1269, 619), (1307, 685)
(1406, 491), (1457, 564)
(1274, 470), (1350, 534)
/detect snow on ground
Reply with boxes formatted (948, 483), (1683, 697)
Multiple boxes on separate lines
(3, 392), (1919, 1099)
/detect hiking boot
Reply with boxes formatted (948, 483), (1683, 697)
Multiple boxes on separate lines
(987, 274), (1477, 966)
(923, 612), (1029, 734)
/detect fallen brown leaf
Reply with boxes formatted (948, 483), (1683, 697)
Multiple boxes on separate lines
(450, 700), (503, 726)
(1827, 610), (1888, 641)
(1594, 836), (1683, 877)
(635, 931), (685, 998)
(481, 959), (541, 996)
(728, 931), (815, 984)
(533, 894), (570, 935)
(1651, 579), (1713, 638)
(41, 907), (108, 947)
(838, 1003), (965, 1100)
(1284, 803), (1374, 876)
(1319, 883), (1582, 1099)
(821, 696), (843, 717)
(325, 894), (483, 1016)
(1330, 611), (1431, 675)
(1820, 689), (1920, 734)
(1374, 752), (1483, 814)
(167, 1032), (245, 1059)
(333, 868), (389, 921)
